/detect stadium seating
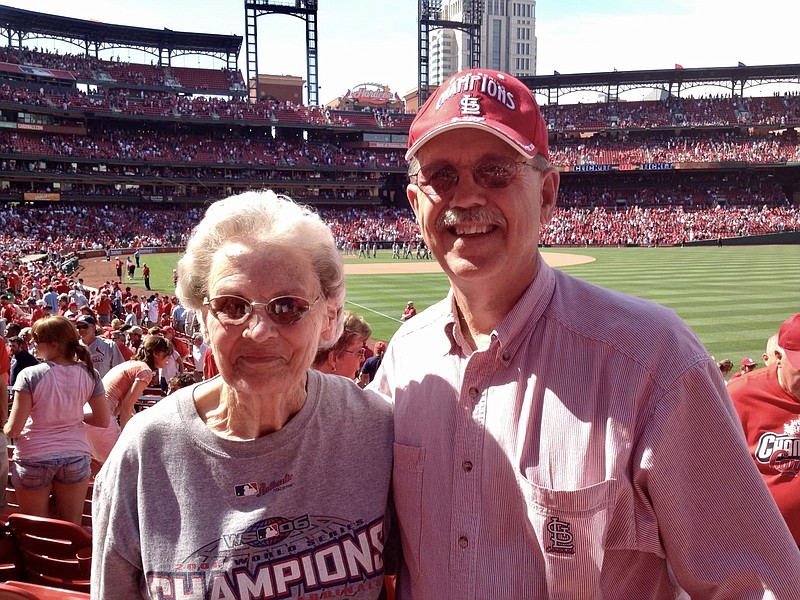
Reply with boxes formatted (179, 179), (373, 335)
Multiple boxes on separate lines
(4, 515), (92, 594)
(169, 66), (239, 93)
(0, 581), (90, 599)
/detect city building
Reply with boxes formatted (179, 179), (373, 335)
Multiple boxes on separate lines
(430, 0), (537, 84)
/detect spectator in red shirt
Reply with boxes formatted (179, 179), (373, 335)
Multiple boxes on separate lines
(0, 295), (16, 323)
(110, 329), (134, 361)
(400, 300), (417, 322)
(94, 293), (113, 326)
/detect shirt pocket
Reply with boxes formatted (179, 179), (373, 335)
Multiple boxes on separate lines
(392, 443), (425, 577)
(519, 476), (619, 600)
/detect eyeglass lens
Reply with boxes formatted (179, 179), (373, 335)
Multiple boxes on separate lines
(207, 295), (313, 326)
(413, 156), (527, 196)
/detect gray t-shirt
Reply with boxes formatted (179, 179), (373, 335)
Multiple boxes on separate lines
(92, 369), (393, 599)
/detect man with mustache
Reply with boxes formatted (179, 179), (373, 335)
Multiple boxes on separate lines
(373, 69), (800, 598)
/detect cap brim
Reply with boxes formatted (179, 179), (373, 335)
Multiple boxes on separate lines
(406, 121), (540, 161)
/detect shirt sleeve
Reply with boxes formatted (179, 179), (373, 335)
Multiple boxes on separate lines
(91, 370), (105, 398)
(134, 367), (153, 383)
(91, 443), (145, 598)
(636, 359), (800, 595)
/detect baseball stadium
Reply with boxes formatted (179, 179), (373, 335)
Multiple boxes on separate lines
(0, 1), (799, 597)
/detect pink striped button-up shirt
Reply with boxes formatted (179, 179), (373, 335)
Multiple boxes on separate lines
(375, 260), (800, 599)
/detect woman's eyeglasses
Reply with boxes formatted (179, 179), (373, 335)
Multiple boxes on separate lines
(343, 347), (366, 357)
(204, 295), (319, 327)
(409, 156), (537, 198)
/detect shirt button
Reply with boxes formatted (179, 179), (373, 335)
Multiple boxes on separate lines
(458, 536), (469, 548)
(462, 460), (473, 472)
(502, 351), (511, 361)
(468, 387), (479, 399)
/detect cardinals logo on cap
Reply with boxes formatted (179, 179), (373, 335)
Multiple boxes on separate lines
(406, 68), (548, 161)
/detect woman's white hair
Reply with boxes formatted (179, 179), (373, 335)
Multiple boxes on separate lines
(176, 190), (345, 346)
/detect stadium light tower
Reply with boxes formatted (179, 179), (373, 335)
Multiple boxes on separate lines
(418, 0), (483, 104)
(244, 0), (319, 105)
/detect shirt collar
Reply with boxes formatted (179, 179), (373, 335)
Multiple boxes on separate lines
(442, 257), (557, 362)
(495, 259), (556, 363)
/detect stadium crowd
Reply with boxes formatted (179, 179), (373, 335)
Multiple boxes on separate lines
(5, 45), (800, 132)
(3, 125), (800, 169)
(0, 202), (798, 262)
(0, 127), (406, 169)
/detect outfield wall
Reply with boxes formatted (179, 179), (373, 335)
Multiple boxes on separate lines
(684, 231), (800, 247)
(76, 247), (184, 260)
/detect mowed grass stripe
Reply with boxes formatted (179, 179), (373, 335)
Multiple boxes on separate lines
(143, 246), (798, 366)
(558, 246), (799, 362)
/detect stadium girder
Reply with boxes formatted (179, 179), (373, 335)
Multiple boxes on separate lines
(243, 0), (318, 106)
(519, 64), (800, 104)
(418, 0), (483, 105)
(0, 5), (242, 69)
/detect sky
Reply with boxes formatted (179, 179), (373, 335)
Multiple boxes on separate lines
(8, 0), (800, 105)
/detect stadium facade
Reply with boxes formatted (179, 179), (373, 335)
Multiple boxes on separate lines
(0, 6), (798, 248)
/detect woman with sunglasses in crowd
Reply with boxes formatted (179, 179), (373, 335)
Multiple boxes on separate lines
(312, 309), (372, 381)
(91, 191), (393, 599)
(5, 315), (110, 525)
(84, 334), (172, 467)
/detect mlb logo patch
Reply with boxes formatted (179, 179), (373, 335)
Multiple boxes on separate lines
(234, 482), (259, 497)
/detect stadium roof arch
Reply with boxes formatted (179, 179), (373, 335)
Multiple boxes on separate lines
(519, 64), (800, 105)
(0, 5), (242, 69)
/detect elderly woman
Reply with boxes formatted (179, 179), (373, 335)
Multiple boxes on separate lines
(312, 310), (372, 380)
(92, 191), (393, 599)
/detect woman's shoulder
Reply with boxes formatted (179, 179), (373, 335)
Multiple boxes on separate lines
(118, 390), (186, 438)
(308, 370), (392, 419)
(15, 360), (51, 380)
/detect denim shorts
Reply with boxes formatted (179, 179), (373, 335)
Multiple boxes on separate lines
(11, 455), (91, 491)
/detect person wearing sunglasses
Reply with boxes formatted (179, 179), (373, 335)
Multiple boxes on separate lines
(92, 190), (393, 600)
(312, 310), (372, 381)
(373, 68), (800, 598)
(75, 314), (124, 378)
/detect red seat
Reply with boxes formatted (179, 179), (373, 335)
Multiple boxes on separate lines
(0, 530), (21, 582)
(0, 581), (90, 599)
(5, 515), (91, 593)
(0, 582), (37, 600)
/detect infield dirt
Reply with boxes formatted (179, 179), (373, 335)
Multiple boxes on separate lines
(78, 251), (595, 295)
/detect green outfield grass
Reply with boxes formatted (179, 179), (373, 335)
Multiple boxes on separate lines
(142, 246), (799, 365)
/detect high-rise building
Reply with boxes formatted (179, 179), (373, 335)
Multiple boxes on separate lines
(430, 0), (537, 85)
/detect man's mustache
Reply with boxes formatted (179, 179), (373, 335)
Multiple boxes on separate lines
(435, 206), (506, 229)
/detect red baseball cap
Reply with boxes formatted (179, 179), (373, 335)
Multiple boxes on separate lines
(740, 357), (756, 367)
(406, 69), (549, 161)
(778, 312), (800, 369)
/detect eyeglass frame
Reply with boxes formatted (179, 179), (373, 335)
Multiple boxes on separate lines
(203, 294), (321, 327)
(408, 155), (544, 199)
(342, 347), (367, 357)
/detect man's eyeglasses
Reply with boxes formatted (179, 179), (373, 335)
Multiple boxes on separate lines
(204, 294), (319, 327)
(409, 156), (538, 198)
